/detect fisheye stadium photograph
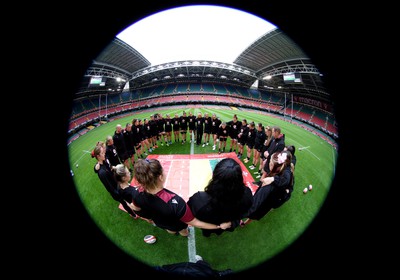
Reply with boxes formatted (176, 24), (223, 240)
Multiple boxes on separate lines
(58, 2), (357, 279)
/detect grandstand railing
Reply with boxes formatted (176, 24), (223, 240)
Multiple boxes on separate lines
(69, 90), (338, 140)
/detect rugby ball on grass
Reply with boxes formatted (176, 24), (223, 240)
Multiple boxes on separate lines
(144, 234), (157, 244)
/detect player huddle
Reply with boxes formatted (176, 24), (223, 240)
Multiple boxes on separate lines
(91, 110), (297, 237)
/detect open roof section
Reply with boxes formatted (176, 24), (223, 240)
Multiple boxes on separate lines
(76, 14), (328, 101)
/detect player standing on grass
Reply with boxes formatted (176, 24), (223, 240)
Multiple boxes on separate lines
(195, 112), (204, 145)
(202, 112), (211, 147)
(243, 121), (256, 164)
(123, 123), (136, 171)
(91, 145), (137, 219)
(227, 114), (241, 153)
(142, 119), (154, 154)
(254, 125), (273, 178)
(188, 111), (196, 143)
(237, 119), (248, 159)
(113, 124), (130, 170)
(156, 113), (166, 146)
(132, 119), (144, 159)
(250, 123), (266, 171)
(180, 111), (188, 144)
(164, 114), (173, 145)
(104, 135), (121, 167)
(149, 115), (159, 149)
(210, 113), (221, 150)
(216, 122), (229, 154)
(172, 113), (180, 143)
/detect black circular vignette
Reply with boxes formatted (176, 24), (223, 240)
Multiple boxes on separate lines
(35, 1), (370, 278)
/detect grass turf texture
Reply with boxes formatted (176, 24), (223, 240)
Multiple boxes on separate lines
(68, 105), (337, 273)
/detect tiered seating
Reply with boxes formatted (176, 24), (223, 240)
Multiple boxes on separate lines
(202, 83), (214, 92)
(248, 88), (260, 99)
(224, 84), (236, 94)
(189, 83), (201, 92)
(296, 106), (313, 121)
(176, 83), (188, 93)
(139, 87), (154, 98)
(213, 84), (227, 94)
(164, 84), (176, 94)
(153, 85), (166, 95)
(70, 83), (337, 139)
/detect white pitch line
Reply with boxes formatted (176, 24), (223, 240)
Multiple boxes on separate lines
(190, 131), (195, 155)
(306, 148), (320, 160)
(73, 149), (93, 166)
(187, 226), (197, 262)
(164, 159), (172, 185)
(187, 131), (197, 262)
(290, 142), (320, 160)
(331, 145), (336, 174)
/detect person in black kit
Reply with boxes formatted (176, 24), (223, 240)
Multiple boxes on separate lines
(187, 157), (253, 237)
(268, 150), (295, 209)
(113, 124), (129, 168)
(244, 150), (294, 224)
(105, 135), (121, 168)
(164, 114), (173, 145)
(156, 113), (166, 146)
(180, 111), (188, 144)
(227, 114), (241, 153)
(284, 145), (296, 166)
(113, 163), (153, 222)
(149, 114), (159, 149)
(91, 144), (137, 218)
(202, 112), (212, 147)
(129, 158), (231, 236)
(243, 121), (256, 164)
(210, 113), (221, 150)
(216, 122), (229, 154)
(187, 111), (196, 143)
(237, 119), (248, 159)
(143, 118), (154, 153)
(172, 113), (181, 143)
(123, 122), (136, 171)
(261, 126), (285, 179)
(132, 119), (144, 159)
(254, 125), (273, 178)
(195, 112), (204, 145)
(250, 123), (266, 171)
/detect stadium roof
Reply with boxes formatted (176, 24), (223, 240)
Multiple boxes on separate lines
(76, 6), (328, 101)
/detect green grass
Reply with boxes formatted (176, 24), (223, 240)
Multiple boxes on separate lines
(68, 105), (338, 273)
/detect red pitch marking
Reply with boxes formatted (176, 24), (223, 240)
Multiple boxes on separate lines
(121, 152), (258, 214)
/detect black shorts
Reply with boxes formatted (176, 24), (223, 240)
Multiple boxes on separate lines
(126, 148), (136, 157)
(118, 151), (129, 161)
(246, 143), (255, 149)
(254, 143), (263, 152)
(219, 137), (227, 142)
